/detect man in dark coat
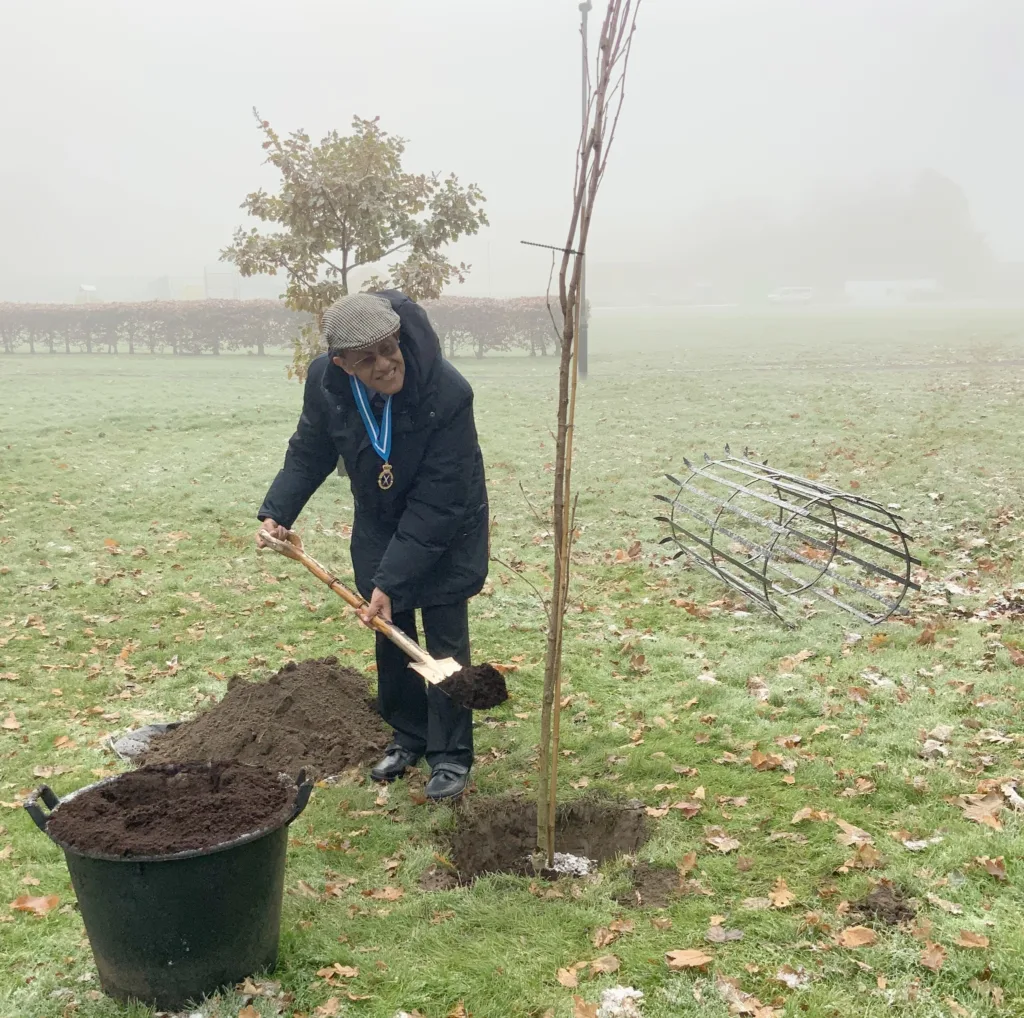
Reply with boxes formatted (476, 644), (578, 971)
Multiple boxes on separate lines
(256, 291), (489, 799)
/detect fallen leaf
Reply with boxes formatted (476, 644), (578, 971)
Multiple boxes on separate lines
(706, 925), (744, 943)
(238, 1007), (260, 1018)
(944, 1000), (971, 1018)
(665, 949), (713, 970)
(315, 999), (341, 1017)
(842, 844), (886, 870)
(557, 965), (583, 989)
(791, 807), (831, 824)
(776, 964), (810, 989)
(955, 930), (989, 949)
(9, 894), (59, 916)
(363, 886), (404, 901)
(446, 1002), (470, 1018)
(835, 819), (873, 847)
(741, 897), (772, 911)
(919, 941), (946, 973)
(317, 964), (359, 981)
(976, 856), (1007, 881)
(677, 851), (698, 876)
(926, 892), (963, 915)
(706, 828), (741, 853)
(1, 713), (20, 731)
(749, 749), (783, 771)
(573, 997), (599, 1018)
(651, 917), (673, 930)
(837, 926), (877, 948)
(590, 954), (620, 975)
(770, 877), (795, 909)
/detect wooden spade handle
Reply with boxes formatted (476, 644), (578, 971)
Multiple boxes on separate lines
(258, 531), (431, 666)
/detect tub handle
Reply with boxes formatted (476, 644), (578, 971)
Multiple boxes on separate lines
(288, 769), (313, 824)
(24, 785), (60, 833)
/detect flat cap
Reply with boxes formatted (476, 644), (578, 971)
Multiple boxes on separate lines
(322, 292), (401, 353)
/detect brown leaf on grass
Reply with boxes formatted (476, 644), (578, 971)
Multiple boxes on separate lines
(1, 713), (20, 731)
(238, 1007), (260, 1018)
(837, 926), (877, 948)
(749, 750), (783, 771)
(557, 964), (585, 988)
(706, 925), (744, 943)
(10, 894), (59, 916)
(447, 1002), (470, 1018)
(976, 856), (1007, 881)
(572, 997), (599, 1018)
(590, 955), (620, 976)
(706, 827), (741, 853)
(315, 999), (341, 1017)
(926, 892), (963, 915)
(835, 819), (873, 847)
(645, 806), (670, 818)
(841, 844), (886, 871)
(651, 916), (673, 930)
(665, 949), (713, 970)
(778, 649), (814, 673)
(951, 792), (1004, 830)
(677, 851), (698, 877)
(1005, 642), (1024, 667)
(770, 877), (795, 908)
(747, 676), (770, 702)
(791, 807), (831, 824)
(919, 941), (946, 973)
(362, 886), (403, 901)
(955, 930), (989, 949)
(317, 964), (359, 982)
(775, 965), (811, 989)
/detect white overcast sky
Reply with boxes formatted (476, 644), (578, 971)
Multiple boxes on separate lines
(2, 0), (1022, 296)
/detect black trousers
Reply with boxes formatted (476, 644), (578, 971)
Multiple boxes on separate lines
(375, 601), (473, 770)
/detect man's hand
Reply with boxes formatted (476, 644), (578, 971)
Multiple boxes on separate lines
(359, 588), (392, 627)
(256, 518), (289, 548)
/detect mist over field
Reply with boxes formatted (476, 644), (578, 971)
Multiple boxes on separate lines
(2, 0), (1023, 305)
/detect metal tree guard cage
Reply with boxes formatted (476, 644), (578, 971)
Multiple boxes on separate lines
(655, 447), (920, 626)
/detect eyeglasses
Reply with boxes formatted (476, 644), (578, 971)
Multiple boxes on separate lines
(349, 336), (400, 371)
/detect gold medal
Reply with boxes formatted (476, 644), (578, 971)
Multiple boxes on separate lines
(378, 463), (394, 490)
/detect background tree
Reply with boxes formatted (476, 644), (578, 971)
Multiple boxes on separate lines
(221, 111), (488, 378)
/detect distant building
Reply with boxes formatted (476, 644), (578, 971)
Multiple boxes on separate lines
(844, 279), (939, 306)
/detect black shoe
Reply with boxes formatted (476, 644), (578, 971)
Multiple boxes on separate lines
(425, 763), (469, 800)
(370, 745), (422, 783)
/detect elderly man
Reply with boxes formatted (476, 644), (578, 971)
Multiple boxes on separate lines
(257, 291), (489, 800)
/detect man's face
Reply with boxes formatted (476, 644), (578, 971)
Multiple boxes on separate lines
(333, 332), (405, 395)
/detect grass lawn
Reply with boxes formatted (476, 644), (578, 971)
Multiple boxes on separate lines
(2, 307), (1024, 1018)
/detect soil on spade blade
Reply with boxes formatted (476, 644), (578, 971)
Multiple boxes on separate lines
(143, 657), (390, 780)
(441, 795), (648, 883)
(47, 762), (293, 858)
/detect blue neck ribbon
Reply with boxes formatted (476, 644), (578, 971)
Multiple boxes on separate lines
(349, 375), (392, 464)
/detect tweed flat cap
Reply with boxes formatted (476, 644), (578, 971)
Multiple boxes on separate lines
(322, 293), (401, 353)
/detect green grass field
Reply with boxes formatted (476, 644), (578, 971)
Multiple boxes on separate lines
(2, 307), (1024, 1018)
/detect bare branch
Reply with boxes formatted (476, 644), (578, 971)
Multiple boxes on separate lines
(490, 556), (551, 624)
(519, 480), (549, 527)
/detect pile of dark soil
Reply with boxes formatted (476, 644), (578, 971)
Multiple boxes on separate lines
(143, 657), (389, 780)
(48, 762), (292, 858)
(437, 664), (509, 710)
(853, 880), (916, 925)
(616, 862), (680, 909)
(443, 795), (647, 882)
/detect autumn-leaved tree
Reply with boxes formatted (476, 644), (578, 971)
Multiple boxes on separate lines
(221, 110), (488, 378)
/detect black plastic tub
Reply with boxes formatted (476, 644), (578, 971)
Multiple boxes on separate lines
(24, 763), (313, 1011)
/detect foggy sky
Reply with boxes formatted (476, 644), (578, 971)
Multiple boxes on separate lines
(2, 0), (1022, 298)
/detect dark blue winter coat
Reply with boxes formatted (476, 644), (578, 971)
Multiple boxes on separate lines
(258, 291), (489, 613)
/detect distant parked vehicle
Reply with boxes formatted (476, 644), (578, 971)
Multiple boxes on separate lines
(768, 286), (814, 304)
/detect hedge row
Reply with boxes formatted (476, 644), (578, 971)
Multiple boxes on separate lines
(0, 296), (562, 357)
